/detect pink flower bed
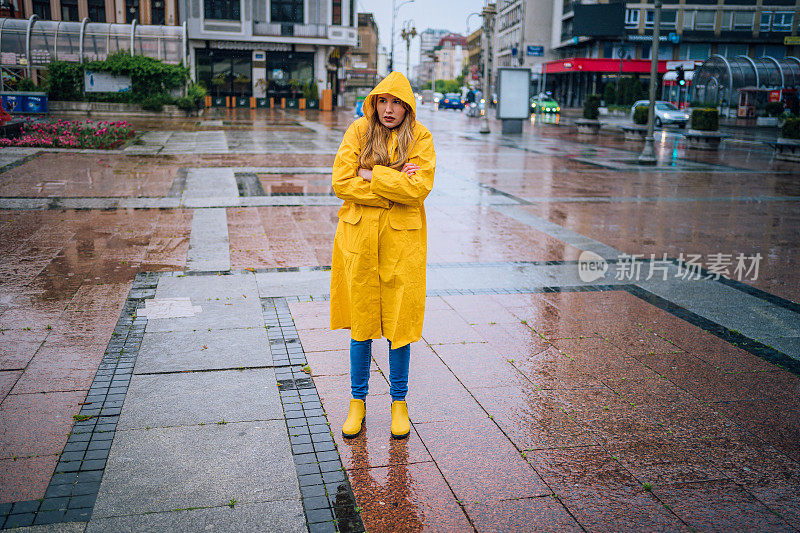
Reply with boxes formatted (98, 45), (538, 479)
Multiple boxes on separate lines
(0, 119), (135, 149)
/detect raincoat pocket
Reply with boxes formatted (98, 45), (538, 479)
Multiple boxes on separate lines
(388, 205), (422, 230)
(337, 203), (363, 225)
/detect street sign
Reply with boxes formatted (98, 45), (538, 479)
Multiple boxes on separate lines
(667, 60), (695, 71)
(511, 47), (518, 57)
(527, 45), (544, 56)
(785, 36), (800, 45)
(496, 67), (531, 121)
(668, 32), (680, 44)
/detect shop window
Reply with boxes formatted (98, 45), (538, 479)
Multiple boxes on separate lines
(152, 0), (165, 25)
(88, 0), (106, 22)
(678, 43), (710, 60)
(350, 0), (355, 26)
(205, 0), (240, 21)
(32, 0), (50, 19)
(61, 0), (78, 21)
(754, 44), (786, 59)
(759, 12), (771, 32)
(625, 9), (639, 28)
(773, 12), (793, 32)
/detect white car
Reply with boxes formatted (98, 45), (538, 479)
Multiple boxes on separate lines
(631, 100), (690, 128)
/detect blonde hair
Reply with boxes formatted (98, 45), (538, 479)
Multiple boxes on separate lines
(357, 96), (415, 171)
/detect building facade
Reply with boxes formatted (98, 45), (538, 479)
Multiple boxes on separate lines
(342, 12), (378, 105)
(7, 0), (179, 24)
(466, 27), (482, 88)
(186, 0), (358, 105)
(416, 27), (449, 84)
(541, 0), (800, 106)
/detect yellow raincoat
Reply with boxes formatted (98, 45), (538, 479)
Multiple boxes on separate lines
(329, 72), (436, 349)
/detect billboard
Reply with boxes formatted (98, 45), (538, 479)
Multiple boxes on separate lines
(572, 3), (625, 38)
(496, 68), (531, 120)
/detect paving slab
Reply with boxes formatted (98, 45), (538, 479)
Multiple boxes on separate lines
(143, 298), (263, 332)
(134, 327), (272, 373)
(186, 208), (231, 272)
(10, 522), (87, 532)
(86, 500), (306, 533)
(92, 421), (299, 517)
(117, 369), (283, 430)
(155, 272), (259, 299)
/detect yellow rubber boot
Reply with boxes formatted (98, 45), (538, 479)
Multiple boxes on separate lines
(342, 399), (366, 438)
(391, 400), (410, 439)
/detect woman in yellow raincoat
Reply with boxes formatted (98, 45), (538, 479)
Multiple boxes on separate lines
(330, 71), (435, 440)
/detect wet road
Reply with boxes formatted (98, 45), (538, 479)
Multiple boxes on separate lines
(0, 104), (798, 531)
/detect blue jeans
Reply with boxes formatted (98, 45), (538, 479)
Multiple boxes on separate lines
(350, 338), (410, 402)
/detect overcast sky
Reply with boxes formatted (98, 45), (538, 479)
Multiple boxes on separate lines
(358, 0), (487, 77)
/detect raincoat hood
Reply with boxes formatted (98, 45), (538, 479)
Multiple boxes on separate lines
(362, 71), (416, 120)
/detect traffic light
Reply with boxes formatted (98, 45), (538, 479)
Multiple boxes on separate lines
(676, 66), (686, 86)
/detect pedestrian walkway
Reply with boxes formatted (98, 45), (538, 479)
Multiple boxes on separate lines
(0, 106), (798, 532)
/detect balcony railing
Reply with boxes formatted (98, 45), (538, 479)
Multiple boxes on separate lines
(253, 22), (327, 38)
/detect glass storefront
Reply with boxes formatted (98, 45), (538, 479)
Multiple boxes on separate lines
(265, 51), (314, 100)
(196, 49), (253, 97)
(195, 49), (313, 100)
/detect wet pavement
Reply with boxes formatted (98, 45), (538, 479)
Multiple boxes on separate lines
(0, 104), (798, 532)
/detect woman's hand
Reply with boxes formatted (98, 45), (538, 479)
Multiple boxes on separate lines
(401, 163), (420, 176)
(358, 167), (373, 182)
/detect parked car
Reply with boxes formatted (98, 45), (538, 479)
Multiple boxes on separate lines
(438, 93), (465, 110)
(530, 96), (560, 113)
(631, 100), (690, 127)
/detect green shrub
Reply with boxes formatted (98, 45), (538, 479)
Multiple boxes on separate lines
(175, 95), (195, 111)
(633, 105), (649, 125)
(15, 78), (38, 91)
(602, 83), (616, 106)
(781, 117), (800, 139)
(583, 94), (601, 120)
(46, 61), (84, 101)
(140, 94), (172, 112)
(302, 80), (319, 101)
(83, 52), (188, 103)
(691, 108), (719, 131)
(764, 101), (784, 117)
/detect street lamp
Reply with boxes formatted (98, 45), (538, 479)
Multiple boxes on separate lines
(480, 3), (496, 134)
(638, 0), (662, 165)
(400, 21), (417, 79)
(390, 0), (415, 73)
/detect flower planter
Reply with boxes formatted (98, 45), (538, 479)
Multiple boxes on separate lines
(211, 96), (226, 107)
(683, 129), (728, 150)
(285, 98), (299, 109)
(621, 124), (648, 141)
(0, 119), (24, 139)
(774, 138), (800, 162)
(305, 99), (319, 109)
(575, 118), (601, 135)
(235, 96), (250, 108)
(255, 97), (270, 108)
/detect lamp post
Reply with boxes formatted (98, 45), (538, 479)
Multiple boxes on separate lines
(480, 2), (497, 134)
(390, 0), (415, 73)
(400, 21), (417, 79)
(638, 0), (662, 165)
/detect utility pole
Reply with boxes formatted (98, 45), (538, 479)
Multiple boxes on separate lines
(480, 2), (496, 134)
(638, 0), (662, 165)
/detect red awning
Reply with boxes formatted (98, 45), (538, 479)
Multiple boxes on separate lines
(544, 57), (668, 75)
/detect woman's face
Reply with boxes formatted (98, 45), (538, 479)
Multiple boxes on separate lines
(375, 93), (406, 128)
